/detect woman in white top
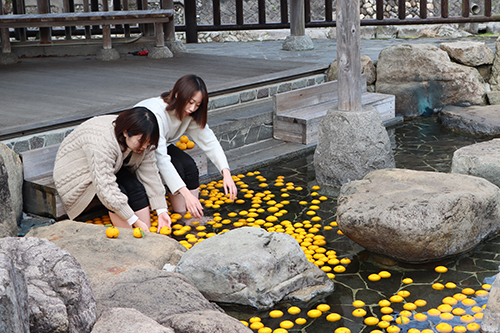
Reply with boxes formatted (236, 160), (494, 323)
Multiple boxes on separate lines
(135, 74), (237, 218)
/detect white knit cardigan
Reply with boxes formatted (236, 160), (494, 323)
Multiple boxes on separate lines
(53, 115), (168, 220)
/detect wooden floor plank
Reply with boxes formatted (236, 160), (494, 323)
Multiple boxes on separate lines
(0, 52), (320, 138)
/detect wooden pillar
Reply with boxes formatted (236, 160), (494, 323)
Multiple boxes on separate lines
(155, 22), (165, 47)
(102, 24), (112, 49)
(337, 0), (361, 112)
(290, 0), (305, 36)
(37, 0), (51, 43)
(161, 0), (175, 41)
(83, 0), (91, 39)
(184, 0), (197, 43)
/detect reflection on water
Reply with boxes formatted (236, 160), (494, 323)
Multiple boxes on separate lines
(214, 116), (498, 332)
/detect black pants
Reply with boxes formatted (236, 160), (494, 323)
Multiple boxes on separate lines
(74, 166), (149, 221)
(167, 144), (199, 192)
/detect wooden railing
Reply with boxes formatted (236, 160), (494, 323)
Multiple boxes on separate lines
(2, 0), (500, 44)
(179, 0), (500, 42)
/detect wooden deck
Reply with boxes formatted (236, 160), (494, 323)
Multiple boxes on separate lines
(0, 52), (323, 140)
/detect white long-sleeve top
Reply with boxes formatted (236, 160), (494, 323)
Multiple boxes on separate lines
(134, 97), (230, 194)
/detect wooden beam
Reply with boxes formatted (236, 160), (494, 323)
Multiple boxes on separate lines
(258, 0), (265, 25)
(485, 0), (492, 17)
(462, 0), (470, 18)
(102, 24), (112, 49)
(376, 0), (384, 20)
(441, 0), (448, 18)
(155, 21), (165, 47)
(236, 0), (243, 25)
(337, 0), (361, 111)
(290, 0), (305, 36)
(280, 0), (288, 24)
(420, 0), (427, 19)
(398, 0), (406, 19)
(37, 0), (51, 43)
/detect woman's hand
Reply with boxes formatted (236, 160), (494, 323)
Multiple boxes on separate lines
(222, 168), (238, 201)
(157, 211), (172, 231)
(179, 187), (204, 219)
(133, 219), (149, 232)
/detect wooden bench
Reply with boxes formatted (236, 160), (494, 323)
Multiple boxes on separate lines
(0, 10), (173, 56)
(20, 142), (207, 219)
(273, 79), (396, 145)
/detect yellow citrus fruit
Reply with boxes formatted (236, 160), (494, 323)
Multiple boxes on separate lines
(159, 226), (171, 235)
(390, 295), (404, 303)
(380, 307), (393, 314)
(442, 296), (457, 305)
(133, 227), (144, 238)
(279, 321), (294, 329)
(402, 278), (413, 284)
(462, 288), (475, 295)
(462, 298), (477, 306)
(186, 141), (195, 149)
(180, 135), (189, 143)
(445, 282), (457, 289)
(334, 328), (350, 333)
(403, 303), (417, 311)
(381, 315), (393, 322)
(307, 309), (322, 318)
(439, 312), (454, 321)
(249, 317), (261, 323)
(466, 323), (480, 332)
(295, 318), (307, 325)
(414, 299), (427, 307)
(352, 308), (367, 317)
(432, 283), (445, 290)
(364, 316), (379, 325)
(378, 299), (391, 307)
(435, 323), (452, 333)
(387, 326), (401, 333)
(105, 226), (119, 238)
(378, 321), (390, 329)
(378, 271), (391, 278)
(258, 327), (272, 333)
(316, 304), (330, 312)
(326, 313), (341, 322)
(397, 290), (410, 298)
(177, 142), (187, 150)
(408, 329), (420, 333)
(427, 308), (441, 316)
(395, 316), (410, 325)
(452, 308), (466, 316)
(437, 304), (452, 313)
(435, 266), (448, 273)
(453, 326), (467, 333)
(414, 313), (427, 321)
(352, 300), (365, 307)
(269, 310), (284, 318)
(250, 321), (264, 330)
(287, 306), (301, 315)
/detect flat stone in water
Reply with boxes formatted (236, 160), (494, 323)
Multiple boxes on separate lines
(439, 105), (500, 137)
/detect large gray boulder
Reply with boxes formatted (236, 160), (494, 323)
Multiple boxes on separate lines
(176, 227), (334, 310)
(337, 168), (500, 263)
(376, 43), (486, 117)
(25, 220), (186, 284)
(438, 105), (500, 137)
(0, 237), (96, 332)
(92, 266), (252, 333)
(451, 139), (500, 187)
(0, 143), (23, 224)
(439, 41), (494, 67)
(0, 252), (29, 333)
(0, 155), (17, 238)
(326, 55), (376, 86)
(482, 273), (500, 333)
(314, 106), (395, 188)
(91, 308), (174, 333)
(489, 35), (500, 91)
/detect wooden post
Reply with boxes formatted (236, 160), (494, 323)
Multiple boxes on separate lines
(184, 0), (197, 43)
(161, 0), (175, 41)
(102, 24), (112, 49)
(337, 0), (362, 112)
(154, 22), (165, 47)
(290, 0), (305, 36)
(83, 0), (91, 39)
(37, 0), (51, 43)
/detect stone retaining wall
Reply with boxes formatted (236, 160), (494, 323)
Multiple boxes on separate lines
(1, 73), (325, 155)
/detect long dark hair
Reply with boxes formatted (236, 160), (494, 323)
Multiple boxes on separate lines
(160, 74), (209, 128)
(114, 107), (159, 152)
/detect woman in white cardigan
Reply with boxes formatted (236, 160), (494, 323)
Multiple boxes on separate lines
(54, 107), (171, 231)
(135, 75), (237, 219)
